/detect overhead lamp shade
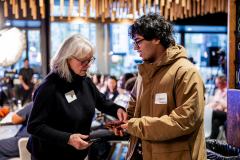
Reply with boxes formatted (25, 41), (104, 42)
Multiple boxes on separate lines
(0, 27), (26, 68)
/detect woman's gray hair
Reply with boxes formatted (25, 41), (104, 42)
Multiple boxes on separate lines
(50, 34), (94, 82)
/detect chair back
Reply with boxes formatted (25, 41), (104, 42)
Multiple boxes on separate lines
(205, 93), (215, 105)
(18, 137), (31, 160)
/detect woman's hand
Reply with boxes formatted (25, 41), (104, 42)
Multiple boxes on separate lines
(68, 134), (92, 150)
(111, 120), (129, 137)
(117, 108), (128, 121)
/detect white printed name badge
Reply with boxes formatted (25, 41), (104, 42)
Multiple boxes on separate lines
(155, 93), (167, 104)
(65, 90), (77, 103)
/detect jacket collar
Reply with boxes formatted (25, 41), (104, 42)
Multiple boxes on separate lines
(69, 68), (86, 82)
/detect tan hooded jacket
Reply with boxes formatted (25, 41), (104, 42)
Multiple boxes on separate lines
(125, 45), (207, 160)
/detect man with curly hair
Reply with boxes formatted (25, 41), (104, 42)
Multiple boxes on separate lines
(111, 13), (206, 160)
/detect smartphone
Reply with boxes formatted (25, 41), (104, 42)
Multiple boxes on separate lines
(87, 138), (101, 143)
(102, 120), (125, 128)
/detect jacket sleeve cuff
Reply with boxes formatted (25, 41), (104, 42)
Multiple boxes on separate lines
(100, 105), (126, 119)
(127, 118), (138, 134)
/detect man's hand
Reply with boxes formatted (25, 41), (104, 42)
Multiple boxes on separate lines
(112, 120), (128, 137)
(117, 108), (128, 121)
(30, 77), (34, 83)
(68, 134), (92, 150)
(23, 84), (30, 90)
(19, 75), (29, 90)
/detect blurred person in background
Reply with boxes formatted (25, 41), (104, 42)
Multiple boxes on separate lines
(205, 76), (227, 111)
(114, 73), (135, 109)
(125, 77), (137, 94)
(26, 34), (127, 160)
(96, 74), (107, 91)
(133, 72), (138, 78)
(0, 83), (39, 160)
(88, 76), (136, 160)
(206, 76), (227, 139)
(92, 74), (101, 87)
(18, 58), (34, 106)
(104, 76), (119, 101)
(92, 74), (113, 128)
(99, 76), (108, 93)
(93, 73), (135, 127)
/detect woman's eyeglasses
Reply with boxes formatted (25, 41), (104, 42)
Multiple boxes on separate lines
(72, 56), (96, 67)
(132, 39), (144, 48)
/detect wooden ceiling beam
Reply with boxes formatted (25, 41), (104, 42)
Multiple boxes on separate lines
(54, 16), (134, 24)
(1, 0), (228, 22)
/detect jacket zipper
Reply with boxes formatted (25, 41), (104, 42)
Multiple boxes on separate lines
(126, 138), (137, 160)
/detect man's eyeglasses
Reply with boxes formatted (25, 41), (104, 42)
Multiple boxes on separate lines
(132, 39), (144, 48)
(72, 56), (96, 67)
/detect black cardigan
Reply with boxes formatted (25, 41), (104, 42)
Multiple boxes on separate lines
(27, 72), (124, 160)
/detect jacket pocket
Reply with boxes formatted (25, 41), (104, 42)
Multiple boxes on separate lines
(151, 140), (191, 160)
(152, 139), (190, 153)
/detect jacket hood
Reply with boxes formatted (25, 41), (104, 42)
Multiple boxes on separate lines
(156, 44), (188, 67)
(138, 45), (188, 81)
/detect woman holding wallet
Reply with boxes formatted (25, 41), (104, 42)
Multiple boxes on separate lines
(26, 34), (127, 160)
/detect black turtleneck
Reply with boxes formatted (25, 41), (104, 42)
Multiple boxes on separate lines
(27, 71), (124, 160)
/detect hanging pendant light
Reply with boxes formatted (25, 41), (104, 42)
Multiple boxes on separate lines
(0, 27), (27, 68)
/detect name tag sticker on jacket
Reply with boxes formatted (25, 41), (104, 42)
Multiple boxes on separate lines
(65, 90), (77, 103)
(155, 93), (167, 104)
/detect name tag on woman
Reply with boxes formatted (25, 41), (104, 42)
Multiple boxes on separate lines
(155, 93), (167, 104)
(65, 90), (77, 103)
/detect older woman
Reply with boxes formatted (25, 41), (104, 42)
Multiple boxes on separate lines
(27, 34), (127, 160)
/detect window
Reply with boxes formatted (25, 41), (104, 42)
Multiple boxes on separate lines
(109, 24), (182, 77)
(174, 33), (181, 45)
(184, 33), (227, 83)
(13, 49), (26, 75)
(14, 30), (42, 78)
(28, 30), (41, 76)
(109, 24), (139, 77)
(51, 22), (97, 73)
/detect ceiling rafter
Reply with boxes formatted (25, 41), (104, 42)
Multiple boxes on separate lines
(2, 0), (228, 22)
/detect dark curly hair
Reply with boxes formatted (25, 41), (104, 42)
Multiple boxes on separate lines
(129, 13), (176, 49)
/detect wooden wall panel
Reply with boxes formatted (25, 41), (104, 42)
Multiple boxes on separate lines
(227, 0), (236, 89)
